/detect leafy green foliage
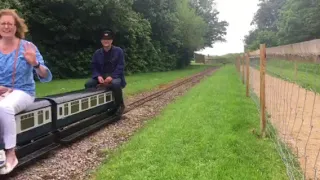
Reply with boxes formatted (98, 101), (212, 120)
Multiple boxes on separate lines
(277, 0), (320, 44)
(244, 0), (285, 51)
(0, 0), (22, 11)
(2, 0), (228, 78)
(244, 29), (278, 50)
(190, 0), (228, 47)
(21, 0), (158, 78)
(245, 0), (320, 51)
(251, 0), (286, 31)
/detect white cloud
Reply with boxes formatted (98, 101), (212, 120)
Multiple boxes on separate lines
(196, 0), (259, 56)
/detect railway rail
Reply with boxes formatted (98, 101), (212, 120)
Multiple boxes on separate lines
(124, 67), (218, 113)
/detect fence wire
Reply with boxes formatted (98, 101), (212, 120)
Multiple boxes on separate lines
(236, 55), (320, 180)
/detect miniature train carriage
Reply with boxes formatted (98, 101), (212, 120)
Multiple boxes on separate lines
(0, 88), (119, 169)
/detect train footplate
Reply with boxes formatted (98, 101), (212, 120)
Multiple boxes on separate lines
(59, 112), (120, 144)
(15, 133), (59, 168)
(16, 143), (60, 168)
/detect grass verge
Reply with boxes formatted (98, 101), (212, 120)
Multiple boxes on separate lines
(35, 64), (215, 97)
(91, 65), (288, 180)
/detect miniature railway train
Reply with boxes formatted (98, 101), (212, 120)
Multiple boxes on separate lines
(0, 87), (121, 172)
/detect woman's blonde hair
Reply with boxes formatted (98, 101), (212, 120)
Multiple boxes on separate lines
(0, 9), (28, 39)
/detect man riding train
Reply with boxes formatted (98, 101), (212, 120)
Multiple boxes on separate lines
(84, 29), (126, 115)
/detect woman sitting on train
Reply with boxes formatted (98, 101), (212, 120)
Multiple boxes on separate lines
(0, 9), (52, 174)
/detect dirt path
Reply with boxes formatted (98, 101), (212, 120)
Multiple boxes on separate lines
(247, 67), (320, 179)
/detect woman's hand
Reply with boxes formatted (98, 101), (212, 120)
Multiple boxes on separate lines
(0, 86), (10, 95)
(23, 42), (38, 66)
(22, 42), (49, 79)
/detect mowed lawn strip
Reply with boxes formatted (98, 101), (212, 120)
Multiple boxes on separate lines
(92, 65), (288, 180)
(35, 65), (213, 97)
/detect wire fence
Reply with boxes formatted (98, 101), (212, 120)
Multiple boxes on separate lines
(235, 43), (320, 180)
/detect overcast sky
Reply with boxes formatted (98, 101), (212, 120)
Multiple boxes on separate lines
(196, 0), (259, 56)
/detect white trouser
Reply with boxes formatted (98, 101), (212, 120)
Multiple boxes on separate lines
(0, 90), (35, 149)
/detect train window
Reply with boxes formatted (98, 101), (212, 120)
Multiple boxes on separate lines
(38, 110), (44, 124)
(90, 96), (97, 107)
(98, 94), (104, 104)
(20, 113), (35, 131)
(71, 101), (79, 113)
(59, 107), (63, 116)
(45, 110), (49, 120)
(81, 98), (89, 110)
(106, 93), (111, 102)
(64, 103), (69, 116)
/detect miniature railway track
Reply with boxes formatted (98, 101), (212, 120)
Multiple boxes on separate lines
(3, 66), (219, 179)
(124, 66), (219, 114)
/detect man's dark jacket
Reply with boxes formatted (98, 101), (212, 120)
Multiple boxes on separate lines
(91, 46), (126, 88)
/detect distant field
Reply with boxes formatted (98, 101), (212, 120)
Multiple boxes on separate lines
(250, 58), (320, 92)
(35, 65), (215, 97)
(91, 65), (288, 180)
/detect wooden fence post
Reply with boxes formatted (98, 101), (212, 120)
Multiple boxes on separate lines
(236, 57), (239, 72)
(238, 57), (240, 72)
(294, 60), (297, 80)
(246, 53), (250, 97)
(242, 55), (245, 84)
(260, 44), (266, 137)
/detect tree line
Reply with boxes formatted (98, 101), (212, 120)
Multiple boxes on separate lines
(1, 0), (228, 79)
(244, 0), (319, 51)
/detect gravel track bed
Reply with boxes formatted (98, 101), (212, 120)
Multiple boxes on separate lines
(6, 68), (218, 180)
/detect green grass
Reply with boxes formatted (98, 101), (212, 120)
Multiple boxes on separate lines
(91, 65), (288, 180)
(251, 58), (320, 93)
(35, 65), (214, 97)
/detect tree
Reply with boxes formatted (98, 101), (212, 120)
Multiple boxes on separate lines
(251, 0), (286, 31)
(245, 0), (320, 50)
(277, 0), (320, 44)
(1, 0), (229, 78)
(21, 0), (161, 77)
(189, 0), (229, 47)
(244, 0), (285, 50)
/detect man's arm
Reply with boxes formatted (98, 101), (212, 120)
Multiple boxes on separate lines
(111, 49), (125, 79)
(92, 51), (101, 79)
